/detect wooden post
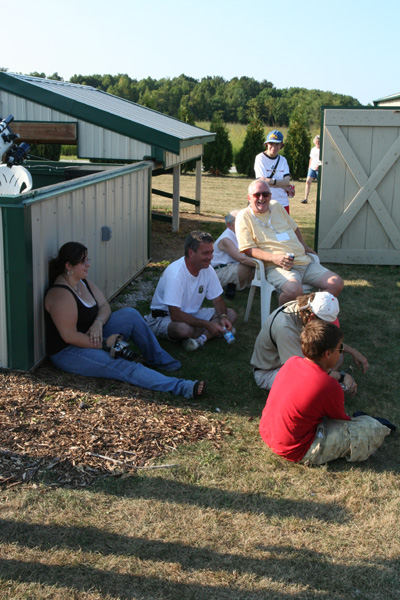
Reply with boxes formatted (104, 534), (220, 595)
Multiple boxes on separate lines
(195, 158), (202, 215)
(172, 164), (180, 232)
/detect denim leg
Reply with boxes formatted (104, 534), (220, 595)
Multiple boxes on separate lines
(103, 308), (181, 371)
(50, 345), (195, 398)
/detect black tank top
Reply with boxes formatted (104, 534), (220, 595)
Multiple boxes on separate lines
(45, 280), (99, 355)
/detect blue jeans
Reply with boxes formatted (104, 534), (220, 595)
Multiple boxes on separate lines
(50, 308), (196, 398)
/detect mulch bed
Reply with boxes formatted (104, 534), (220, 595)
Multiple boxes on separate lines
(0, 363), (230, 489)
(1, 212), (230, 489)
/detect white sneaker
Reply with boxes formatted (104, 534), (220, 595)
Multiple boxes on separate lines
(182, 338), (201, 352)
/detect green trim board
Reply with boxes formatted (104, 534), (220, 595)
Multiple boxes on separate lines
(1, 204), (34, 370)
(0, 73), (215, 156)
(147, 168), (152, 259)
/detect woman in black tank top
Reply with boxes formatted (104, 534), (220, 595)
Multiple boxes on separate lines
(44, 242), (206, 399)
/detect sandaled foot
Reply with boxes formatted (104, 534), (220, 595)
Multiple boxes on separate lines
(193, 380), (207, 398)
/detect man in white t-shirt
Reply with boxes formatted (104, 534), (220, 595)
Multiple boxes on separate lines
(302, 135), (321, 204)
(254, 130), (292, 213)
(211, 210), (255, 295)
(146, 231), (237, 351)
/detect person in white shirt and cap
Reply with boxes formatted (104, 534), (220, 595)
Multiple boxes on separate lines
(251, 291), (368, 391)
(254, 129), (293, 213)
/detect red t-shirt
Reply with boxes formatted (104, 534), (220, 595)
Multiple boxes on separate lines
(259, 356), (350, 462)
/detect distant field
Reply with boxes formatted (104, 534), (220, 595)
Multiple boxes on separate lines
(196, 121), (320, 158)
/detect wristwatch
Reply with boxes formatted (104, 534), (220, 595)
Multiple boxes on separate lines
(338, 371), (346, 384)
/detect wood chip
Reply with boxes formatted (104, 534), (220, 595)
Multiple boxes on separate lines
(0, 363), (226, 487)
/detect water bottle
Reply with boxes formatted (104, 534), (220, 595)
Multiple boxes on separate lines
(223, 327), (235, 344)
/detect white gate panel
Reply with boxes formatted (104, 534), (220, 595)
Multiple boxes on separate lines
(318, 108), (400, 264)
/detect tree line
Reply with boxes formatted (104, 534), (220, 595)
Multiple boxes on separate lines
(17, 70), (361, 178)
(28, 71), (361, 128)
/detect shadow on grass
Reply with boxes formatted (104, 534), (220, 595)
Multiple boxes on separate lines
(89, 476), (348, 523)
(1, 519), (399, 599)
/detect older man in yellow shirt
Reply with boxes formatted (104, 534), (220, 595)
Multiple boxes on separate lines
(236, 179), (343, 305)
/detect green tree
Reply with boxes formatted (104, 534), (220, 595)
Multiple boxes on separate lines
(235, 118), (265, 177)
(283, 108), (311, 180)
(203, 113), (233, 176)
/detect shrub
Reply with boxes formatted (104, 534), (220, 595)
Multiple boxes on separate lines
(29, 144), (61, 162)
(203, 113), (233, 175)
(61, 145), (78, 157)
(283, 109), (310, 180)
(235, 118), (265, 177)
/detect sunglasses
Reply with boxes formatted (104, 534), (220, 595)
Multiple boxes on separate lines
(252, 192), (271, 199)
(337, 342), (344, 354)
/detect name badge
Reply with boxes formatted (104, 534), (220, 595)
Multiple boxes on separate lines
(276, 232), (290, 242)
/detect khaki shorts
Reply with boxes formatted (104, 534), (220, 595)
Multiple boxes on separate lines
(300, 415), (390, 465)
(253, 367), (280, 390)
(266, 255), (329, 292)
(214, 263), (246, 290)
(145, 307), (216, 339)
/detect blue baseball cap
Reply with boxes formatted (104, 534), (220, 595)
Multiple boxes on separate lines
(265, 130), (284, 144)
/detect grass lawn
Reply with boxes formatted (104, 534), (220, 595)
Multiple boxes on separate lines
(1, 175), (400, 599)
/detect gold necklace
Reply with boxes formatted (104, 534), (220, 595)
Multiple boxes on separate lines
(62, 274), (81, 295)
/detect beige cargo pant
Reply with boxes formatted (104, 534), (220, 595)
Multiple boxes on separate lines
(300, 415), (390, 465)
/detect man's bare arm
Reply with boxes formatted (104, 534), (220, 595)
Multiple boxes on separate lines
(218, 238), (256, 267)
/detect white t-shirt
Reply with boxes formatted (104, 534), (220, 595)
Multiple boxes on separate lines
(150, 256), (223, 315)
(309, 146), (320, 170)
(211, 228), (240, 267)
(253, 152), (291, 208)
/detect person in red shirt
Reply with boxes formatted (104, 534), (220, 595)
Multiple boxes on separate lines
(259, 320), (390, 465)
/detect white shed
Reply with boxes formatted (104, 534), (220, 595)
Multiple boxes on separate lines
(0, 72), (215, 231)
(0, 73), (215, 370)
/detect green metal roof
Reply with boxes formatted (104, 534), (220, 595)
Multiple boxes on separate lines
(0, 72), (215, 155)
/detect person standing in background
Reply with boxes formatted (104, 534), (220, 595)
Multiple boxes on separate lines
(302, 135), (321, 204)
(254, 130), (292, 213)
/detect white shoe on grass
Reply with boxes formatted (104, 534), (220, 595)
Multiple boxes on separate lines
(182, 338), (201, 352)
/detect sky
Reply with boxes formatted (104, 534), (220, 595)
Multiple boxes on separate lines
(2, 0), (399, 106)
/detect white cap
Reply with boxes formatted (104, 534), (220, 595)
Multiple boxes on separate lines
(308, 292), (340, 322)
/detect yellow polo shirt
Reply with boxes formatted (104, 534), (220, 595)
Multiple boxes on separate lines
(236, 202), (311, 266)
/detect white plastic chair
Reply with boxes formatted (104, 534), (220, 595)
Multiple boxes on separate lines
(0, 165), (33, 195)
(244, 259), (279, 326)
(244, 258), (313, 326)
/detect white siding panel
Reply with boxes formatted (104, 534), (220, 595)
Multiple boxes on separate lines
(78, 122), (151, 160)
(0, 91), (75, 122)
(165, 144), (203, 168)
(377, 100), (400, 107)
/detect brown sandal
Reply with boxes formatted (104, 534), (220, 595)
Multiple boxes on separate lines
(193, 380), (207, 398)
